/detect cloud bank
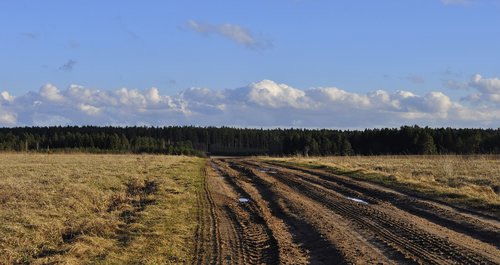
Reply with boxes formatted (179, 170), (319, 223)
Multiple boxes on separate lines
(1, 76), (500, 128)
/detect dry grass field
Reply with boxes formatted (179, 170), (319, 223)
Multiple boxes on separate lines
(270, 155), (500, 215)
(2, 153), (499, 264)
(0, 154), (205, 265)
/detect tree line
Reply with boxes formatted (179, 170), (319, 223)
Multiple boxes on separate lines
(0, 125), (499, 156)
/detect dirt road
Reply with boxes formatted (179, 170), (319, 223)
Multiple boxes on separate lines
(194, 158), (500, 264)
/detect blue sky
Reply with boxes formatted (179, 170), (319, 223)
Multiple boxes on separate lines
(1, 0), (500, 128)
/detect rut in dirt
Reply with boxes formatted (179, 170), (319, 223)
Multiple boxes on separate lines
(225, 161), (346, 264)
(266, 160), (500, 247)
(193, 161), (281, 265)
(242, 159), (500, 264)
(194, 158), (500, 265)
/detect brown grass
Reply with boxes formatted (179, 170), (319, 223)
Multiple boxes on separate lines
(269, 155), (500, 214)
(0, 153), (205, 264)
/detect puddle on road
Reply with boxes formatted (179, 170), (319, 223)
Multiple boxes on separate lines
(346, 197), (369, 204)
(239, 198), (250, 203)
(259, 168), (277, 174)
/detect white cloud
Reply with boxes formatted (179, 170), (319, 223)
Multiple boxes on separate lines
(146, 87), (161, 104)
(32, 113), (72, 126)
(458, 74), (500, 104)
(186, 20), (272, 50)
(40, 84), (65, 102)
(0, 109), (16, 125)
(469, 74), (500, 94)
(218, 24), (257, 47)
(179, 87), (227, 114)
(423, 92), (453, 117)
(1, 91), (14, 103)
(114, 88), (147, 107)
(1, 78), (500, 128)
(310, 87), (371, 109)
(247, 80), (311, 108)
(455, 107), (500, 122)
(181, 87), (225, 104)
(186, 20), (210, 34)
(79, 104), (101, 116)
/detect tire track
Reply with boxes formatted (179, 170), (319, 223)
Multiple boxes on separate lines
(241, 160), (498, 264)
(267, 161), (500, 247)
(193, 166), (219, 265)
(204, 166), (223, 264)
(224, 161), (348, 264)
(199, 160), (280, 265)
(215, 160), (282, 264)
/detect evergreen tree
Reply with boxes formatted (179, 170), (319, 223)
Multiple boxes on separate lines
(418, 133), (437, 155)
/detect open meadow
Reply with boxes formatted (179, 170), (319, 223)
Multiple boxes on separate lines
(1, 154), (499, 264)
(0, 154), (205, 264)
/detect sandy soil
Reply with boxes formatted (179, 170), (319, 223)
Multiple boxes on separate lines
(193, 158), (500, 264)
